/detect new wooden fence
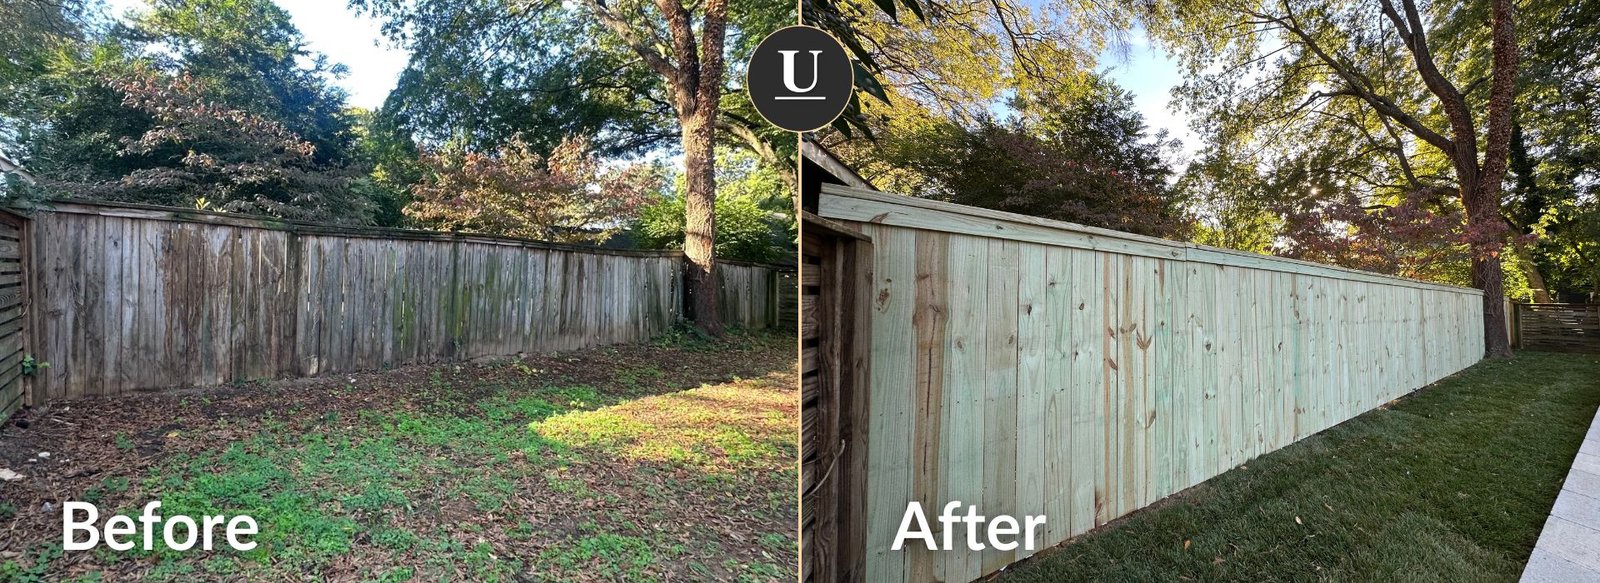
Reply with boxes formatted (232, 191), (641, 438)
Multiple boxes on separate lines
(13, 200), (788, 407)
(815, 184), (1486, 583)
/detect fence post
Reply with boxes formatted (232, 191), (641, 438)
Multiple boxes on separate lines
(447, 233), (462, 359)
(283, 229), (304, 377)
(769, 267), (779, 329)
(1510, 301), (1518, 349)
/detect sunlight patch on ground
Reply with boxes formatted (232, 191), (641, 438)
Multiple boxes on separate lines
(532, 371), (797, 473)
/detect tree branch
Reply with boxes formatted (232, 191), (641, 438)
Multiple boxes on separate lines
(1377, 0), (1476, 160)
(1264, 1), (1455, 153)
(581, 0), (679, 87)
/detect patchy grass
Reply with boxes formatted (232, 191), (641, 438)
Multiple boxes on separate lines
(0, 332), (797, 582)
(535, 374), (795, 473)
(996, 351), (1600, 583)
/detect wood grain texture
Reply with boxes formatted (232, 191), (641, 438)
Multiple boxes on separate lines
(0, 211), (24, 419)
(909, 230), (948, 582)
(1516, 304), (1600, 353)
(819, 187), (1487, 583)
(860, 223), (916, 583)
(20, 202), (787, 403)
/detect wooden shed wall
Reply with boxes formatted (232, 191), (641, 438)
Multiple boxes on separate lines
(816, 185), (1486, 583)
(0, 213), (27, 420)
(23, 201), (780, 401)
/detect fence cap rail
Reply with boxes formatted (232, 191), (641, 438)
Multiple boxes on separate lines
(11, 198), (688, 258)
(818, 183), (1484, 296)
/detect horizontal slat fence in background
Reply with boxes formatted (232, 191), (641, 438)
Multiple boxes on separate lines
(21, 200), (787, 404)
(0, 213), (25, 419)
(1514, 303), (1600, 352)
(816, 184), (1486, 583)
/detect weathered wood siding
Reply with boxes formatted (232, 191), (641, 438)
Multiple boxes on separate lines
(718, 261), (793, 331)
(25, 201), (694, 400)
(0, 212), (26, 419)
(800, 215), (874, 583)
(778, 270), (800, 329)
(817, 184), (1486, 583)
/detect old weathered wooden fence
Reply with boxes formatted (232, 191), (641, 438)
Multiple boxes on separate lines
(8, 200), (788, 410)
(815, 184), (1486, 583)
(718, 260), (793, 330)
(0, 212), (27, 419)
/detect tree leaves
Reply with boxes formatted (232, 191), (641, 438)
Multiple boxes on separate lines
(847, 80), (1191, 239)
(54, 65), (369, 223)
(406, 135), (663, 243)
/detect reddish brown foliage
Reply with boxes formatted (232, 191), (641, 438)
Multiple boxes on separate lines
(404, 136), (659, 243)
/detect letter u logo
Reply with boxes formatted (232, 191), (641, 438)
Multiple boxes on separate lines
(777, 50), (826, 100)
(747, 25), (851, 129)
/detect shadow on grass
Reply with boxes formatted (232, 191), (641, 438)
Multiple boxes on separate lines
(996, 351), (1600, 583)
(0, 332), (798, 583)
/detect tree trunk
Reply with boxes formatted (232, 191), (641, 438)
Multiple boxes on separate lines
(1455, 166), (1513, 358)
(1470, 243), (1513, 358)
(681, 110), (722, 336)
(1473, 0), (1517, 359)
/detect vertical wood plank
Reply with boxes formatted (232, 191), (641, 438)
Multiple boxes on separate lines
(981, 238), (1019, 574)
(1067, 247), (1103, 533)
(861, 224), (915, 583)
(1013, 242), (1047, 560)
(942, 234), (987, 583)
(1042, 246), (1075, 544)
(908, 231), (948, 582)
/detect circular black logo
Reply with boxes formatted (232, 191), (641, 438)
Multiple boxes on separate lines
(746, 26), (854, 132)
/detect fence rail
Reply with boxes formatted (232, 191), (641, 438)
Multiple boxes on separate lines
(1514, 303), (1600, 352)
(14, 200), (788, 406)
(816, 184), (1486, 583)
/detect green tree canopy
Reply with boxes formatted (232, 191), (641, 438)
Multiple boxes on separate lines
(356, 0), (795, 334)
(1, 0), (94, 180)
(14, 0), (376, 223)
(1144, 0), (1521, 354)
(354, 0), (795, 175)
(859, 79), (1190, 238)
(633, 150), (793, 264)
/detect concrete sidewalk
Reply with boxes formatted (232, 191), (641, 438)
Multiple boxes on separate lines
(1520, 407), (1600, 582)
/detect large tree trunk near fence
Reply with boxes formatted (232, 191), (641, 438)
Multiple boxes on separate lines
(1456, 160), (1513, 359)
(682, 110), (723, 336)
(1403, 0), (1516, 359)
(580, 0), (727, 336)
(1470, 244), (1513, 358)
(1472, 0), (1516, 359)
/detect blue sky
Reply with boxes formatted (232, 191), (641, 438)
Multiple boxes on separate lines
(106, 0), (1192, 157)
(1098, 32), (1196, 160)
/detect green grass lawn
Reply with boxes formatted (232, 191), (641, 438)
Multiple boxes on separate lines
(997, 351), (1600, 583)
(0, 332), (797, 582)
